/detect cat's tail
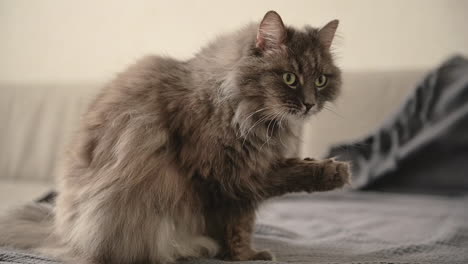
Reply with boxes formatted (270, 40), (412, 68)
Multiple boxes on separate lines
(0, 202), (57, 251)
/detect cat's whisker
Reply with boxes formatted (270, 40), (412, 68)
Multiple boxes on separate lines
(241, 112), (276, 147)
(277, 111), (289, 148)
(237, 108), (271, 139)
(322, 105), (344, 119)
(241, 103), (296, 148)
(238, 104), (289, 140)
(260, 110), (283, 150)
(265, 117), (275, 144)
(242, 105), (283, 122)
(237, 104), (289, 137)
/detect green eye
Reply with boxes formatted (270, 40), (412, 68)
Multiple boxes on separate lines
(315, 75), (328, 89)
(283, 73), (298, 88)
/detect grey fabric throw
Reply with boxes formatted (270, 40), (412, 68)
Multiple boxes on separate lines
(2, 192), (468, 264)
(329, 56), (468, 195)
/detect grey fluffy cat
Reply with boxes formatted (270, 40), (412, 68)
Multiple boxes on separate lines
(0, 11), (350, 264)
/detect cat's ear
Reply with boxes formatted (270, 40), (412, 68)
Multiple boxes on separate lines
(318, 20), (339, 49)
(256, 11), (286, 52)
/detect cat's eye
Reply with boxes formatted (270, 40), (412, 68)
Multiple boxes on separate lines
(283, 73), (298, 88)
(315, 75), (328, 89)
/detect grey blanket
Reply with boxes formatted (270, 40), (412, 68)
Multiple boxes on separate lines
(329, 55), (468, 195)
(2, 191), (468, 264)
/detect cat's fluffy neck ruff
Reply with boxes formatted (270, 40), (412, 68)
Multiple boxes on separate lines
(186, 24), (299, 143)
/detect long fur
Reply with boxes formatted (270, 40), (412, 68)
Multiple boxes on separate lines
(0, 11), (347, 264)
(0, 203), (53, 249)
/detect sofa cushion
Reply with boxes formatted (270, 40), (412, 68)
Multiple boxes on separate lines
(0, 180), (52, 211)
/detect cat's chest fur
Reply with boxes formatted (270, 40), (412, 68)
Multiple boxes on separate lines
(170, 98), (301, 181)
(147, 61), (302, 183)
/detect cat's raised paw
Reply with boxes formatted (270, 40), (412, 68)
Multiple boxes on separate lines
(318, 159), (351, 191)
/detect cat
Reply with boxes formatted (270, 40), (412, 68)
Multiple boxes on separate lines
(0, 10), (349, 264)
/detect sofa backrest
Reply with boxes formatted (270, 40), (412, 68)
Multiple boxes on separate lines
(0, 70), (426, 183)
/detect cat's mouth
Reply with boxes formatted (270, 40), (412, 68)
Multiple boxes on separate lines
(304, 106), (319, 116)
(272, 103), (319, 121)
(283, 107), (313, 119)
(294, 104), (318, 115)
(282, 105), (319, 120)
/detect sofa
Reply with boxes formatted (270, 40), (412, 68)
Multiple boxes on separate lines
(2, 69), (468, 264)
(0, 71), (426, 210)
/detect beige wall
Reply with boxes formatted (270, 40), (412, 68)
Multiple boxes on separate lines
(1, 0), (467, 83)
(0, 0), (467, 159)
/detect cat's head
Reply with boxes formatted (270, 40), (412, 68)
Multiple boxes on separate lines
(237, 11), (341, 122)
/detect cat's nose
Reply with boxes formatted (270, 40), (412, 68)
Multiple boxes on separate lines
(303, 102), (315, 113)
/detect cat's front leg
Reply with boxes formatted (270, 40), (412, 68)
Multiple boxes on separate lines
(219, 208), (274, 261)
(264, 158), (351, 197)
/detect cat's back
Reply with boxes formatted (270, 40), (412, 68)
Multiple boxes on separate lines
(68, 55), (191, 174)
(99, 55), (188, 105)
(84, 55), (190, 129)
